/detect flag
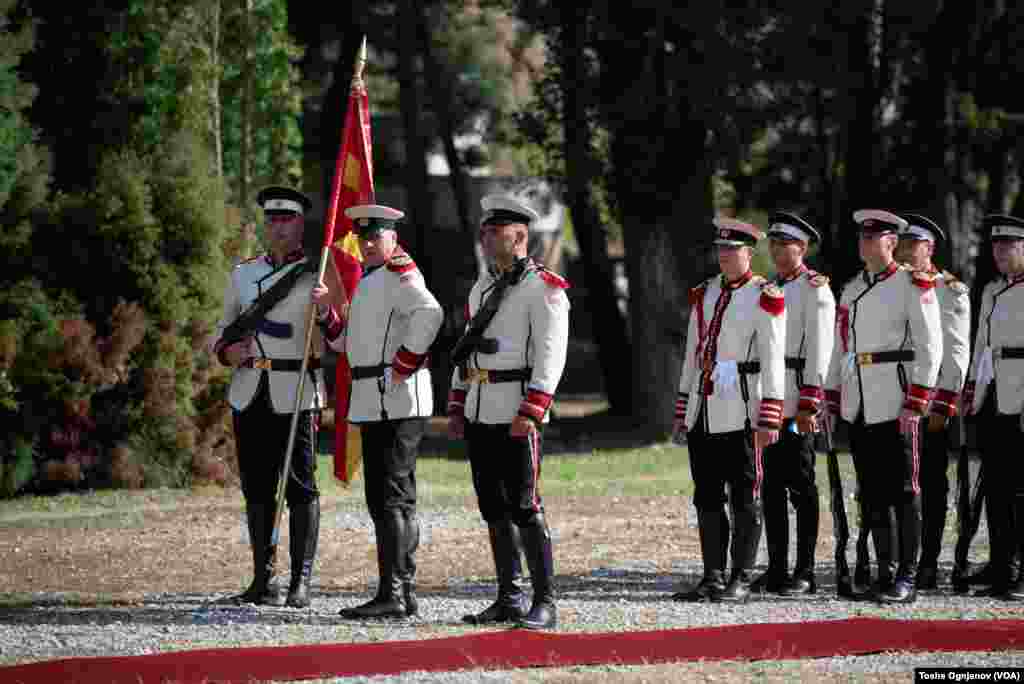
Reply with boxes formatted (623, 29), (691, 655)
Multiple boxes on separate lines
(324, 38), (373, 485)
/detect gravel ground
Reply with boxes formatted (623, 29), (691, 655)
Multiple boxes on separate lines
(2, 565), (1022, 682)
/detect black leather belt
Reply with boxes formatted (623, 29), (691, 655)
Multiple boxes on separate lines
(241, 357), (321, 371)
(996, 347), (1024, 359)
(785, 357), (805, 370)
(459, 367), (532, 384)
(855, 350), (915, 366)
(351, 363), (388, 380)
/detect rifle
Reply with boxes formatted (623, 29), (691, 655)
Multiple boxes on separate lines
(220, 260), (313, 348)
(951, 409), (985, 593)
(822, 414), (853, 598)
(449, 260), (529, 368)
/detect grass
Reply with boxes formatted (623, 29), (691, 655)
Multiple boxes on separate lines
(0, 440), (871, 524)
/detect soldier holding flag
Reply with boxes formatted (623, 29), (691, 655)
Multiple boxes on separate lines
(212, 186), (331, 608)
(320, 204), (443, 619)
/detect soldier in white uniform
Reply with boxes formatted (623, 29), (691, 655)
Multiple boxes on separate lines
(212, 186), (329, 608)
(447, 195), (570, 630)
(894, 214), (970, 590)
(825, 209), (943, 604)
(672, 218), (786, 604)
(962, 214), (1024, 600)
(319, 204), (443, 619)
(750, 212), (835, 597)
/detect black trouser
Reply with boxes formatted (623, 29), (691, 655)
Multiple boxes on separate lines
(761, 418), (819, 576)
(359, 419), (423, 519)
(233, 376), (319, 506)
(977, 391), (1024, 588)
(918, 420), (951, 569)
(466, 422), (545, 526)
(686, 407), (763, 576)
(848, 416), (921, 582)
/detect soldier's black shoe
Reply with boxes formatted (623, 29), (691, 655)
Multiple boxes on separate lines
(878, 578), (916, 604)
(713, 571), (753, 604)
(749, 569), (790, 594)
(965, 563), (993, 586)
(915, 566), (938, 591)
(951, 565), (970, 594)
(338, 596), (407, 619)
(779, 573), (816, 597)
(1003, 578), (1024, 602)
(672, 573), (726, 602)
(234, 577), (287, 606)
(516, 600), (557, 630)
(463, 595), (527, 624)
(286, 578), (311, 608)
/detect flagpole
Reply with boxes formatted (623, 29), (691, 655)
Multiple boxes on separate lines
(270, 36), (368, 546)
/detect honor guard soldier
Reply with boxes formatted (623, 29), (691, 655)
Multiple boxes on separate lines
(825, 209), (943, 604)
(447, 195), (570, 630)
(962, 214), (1024, 600)
(894, 214), (970, 590)
(320, 204), (443, 619)
(672, 218), (786, 604)
(751, 213), (835, 596)
(212, 186), (328, 608)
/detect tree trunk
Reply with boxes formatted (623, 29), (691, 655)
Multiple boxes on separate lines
(559, 3), (632, 415)
(397, 0), (434, 286)
(239, 0), (252, 213)
(598, 13), (712, 438)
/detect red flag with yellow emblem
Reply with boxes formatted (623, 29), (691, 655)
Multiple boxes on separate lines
(323, 38), (374, 484)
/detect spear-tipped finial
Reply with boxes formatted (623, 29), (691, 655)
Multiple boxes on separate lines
(352, 36), (368, 92)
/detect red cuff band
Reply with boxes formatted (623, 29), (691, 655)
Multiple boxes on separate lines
(903, 384), (934, 414)
(758, 398), (784, 430)
(675, 393), (689, 419)
(447, 389), (467, 417)
(393, 346), (426, 375)
(519, 388), (554, 423)
(798, 386), (824, 413)
(930, 388), (959, 417)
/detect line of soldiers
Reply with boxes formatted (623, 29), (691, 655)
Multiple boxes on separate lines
(212, 186), (1023, 630)
(673, 209), (1024, 604)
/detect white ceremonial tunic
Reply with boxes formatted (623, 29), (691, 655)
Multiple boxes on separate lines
(677, 272), (787, 434)
(967, 274), (1024, 415)
(448, 262), (570, 425)
(214, 255), (325, 413)
(775, 267), (836, 418)
(330, 252), (443, 423)
(927, 270), (971, 417)
(825, 264), (943, 424)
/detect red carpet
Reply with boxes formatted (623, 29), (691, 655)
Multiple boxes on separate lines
(4, 618), (1022, 684)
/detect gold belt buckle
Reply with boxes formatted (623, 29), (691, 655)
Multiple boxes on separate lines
(469, 368), (490, 384)
(253, 357), (273, 370)
(856, 352), (873, 366)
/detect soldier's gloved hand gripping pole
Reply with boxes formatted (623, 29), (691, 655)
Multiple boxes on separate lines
(270, 38), (365, 546)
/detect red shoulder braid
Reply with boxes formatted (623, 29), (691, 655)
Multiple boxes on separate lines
(538, 269), (569, 289)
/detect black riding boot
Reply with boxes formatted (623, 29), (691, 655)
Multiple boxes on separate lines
(286, 498), (319, 608)
(1002, 497), (1024, 601)
(516, 514), (556, 630)
(782, 489), (819, 596)
(234, 503), (287, 606)
(463, 520), (527, 624)
(715, 503), (762, 604)
(339, 511), (407, 619)
(751, 483), (789, 594)
(918, 488), (946, 591)
(867, 504), (895, 600)
(673, 509), (728, 601)
(880, 497), (921, 604)
(402, 509), (420, 616)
